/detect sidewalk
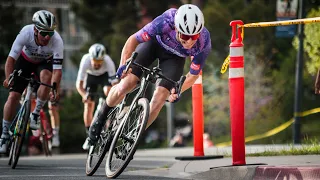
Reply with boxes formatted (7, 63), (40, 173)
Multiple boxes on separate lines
(133, 145), (320, 180)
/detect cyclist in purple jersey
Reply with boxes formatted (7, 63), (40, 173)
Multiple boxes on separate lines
(84, 4), (211, 147)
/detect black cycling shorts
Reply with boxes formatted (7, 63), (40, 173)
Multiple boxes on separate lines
(10, 55), (52, 94)
(131, 38), (186, 91)
(85, 72), (111, 100)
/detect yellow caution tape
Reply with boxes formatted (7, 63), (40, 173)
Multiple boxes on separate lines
(220, 27), (245, 74)
(220, 55), (230, 74)
(215, 107), (320, 147)
(240, 17), (320, 28)
(294, 107), (320, 117)
(220, 17), (320, 74)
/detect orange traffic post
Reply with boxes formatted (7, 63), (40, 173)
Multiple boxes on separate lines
(229, 20), (246, 165)
(192, 71), (204, 156)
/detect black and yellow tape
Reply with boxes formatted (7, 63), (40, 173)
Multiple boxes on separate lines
(215, 107), (320, 147)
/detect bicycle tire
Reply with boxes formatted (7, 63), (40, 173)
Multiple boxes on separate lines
(106, 98), (149, 178)
(11, 100), (31, 169)
(85, 107), (119, 176)
(40, 123), (52, 156)
(7, 138), (13, 165)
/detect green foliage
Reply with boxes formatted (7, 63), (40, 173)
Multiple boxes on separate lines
(298, 8), (320, 75)
(0, 3), (24, 70)
(246, 143), (320, 156)
(70, 1), (138, 66)
(59, 92), (86, 153)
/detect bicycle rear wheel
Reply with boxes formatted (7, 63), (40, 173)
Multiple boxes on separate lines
(86, 107), (119, 176)
(11, 100), (31, 169)
(106, 98), (149, 178)
(40, 123), (52, 156)
(40, 111), (52, 156)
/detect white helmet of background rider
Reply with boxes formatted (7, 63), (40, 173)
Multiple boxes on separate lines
(32, 10), (56, 31)
(174, 4), (204, 35)
(89, 43), (106, 60)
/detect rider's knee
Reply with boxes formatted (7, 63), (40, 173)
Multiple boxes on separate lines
(116, 79), (136, 97)
(7, 92), (21, 103)
(152, 87), (169, 103)
(40, 70), (52, 83)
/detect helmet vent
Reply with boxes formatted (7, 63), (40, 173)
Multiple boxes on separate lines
(179, 24), (185, 33)
(39, 16), (45, 24)
(195, 14), (198, 25)
(197, 24), (203, 33)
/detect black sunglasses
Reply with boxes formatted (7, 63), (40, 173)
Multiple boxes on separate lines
(37, 29), (55, 37)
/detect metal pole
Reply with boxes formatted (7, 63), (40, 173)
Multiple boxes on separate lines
(166, 102), (174, 146)
(293, 0), (304, 144)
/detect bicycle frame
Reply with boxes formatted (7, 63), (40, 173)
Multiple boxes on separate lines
(9, 82), (33, 136)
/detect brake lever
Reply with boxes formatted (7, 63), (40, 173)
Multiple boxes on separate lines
(175, 76), (186, 95)
(124, 52), (138, 73)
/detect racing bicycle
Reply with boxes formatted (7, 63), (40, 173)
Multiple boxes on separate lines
(85, 52), (185, 178)
(6, 70), (56, 169)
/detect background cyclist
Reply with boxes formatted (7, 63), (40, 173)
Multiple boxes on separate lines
(75, 43), (117, 147)
(85, 4), (211, 146)
(0, 10), (64, 153)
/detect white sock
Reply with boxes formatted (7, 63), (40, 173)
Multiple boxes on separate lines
(32, 98), (47, 115)
(2, 119), (11, 138)
(53, 127), (60, 136)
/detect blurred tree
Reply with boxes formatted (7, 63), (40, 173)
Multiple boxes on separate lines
(0, 3), (23, 129)
(70, 0), (138, 66)
(294, 8), (320, 75)
(107, 1), (139, 62)
(0, 3), (24, 77)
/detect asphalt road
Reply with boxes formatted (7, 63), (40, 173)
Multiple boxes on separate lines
(0, 154), (183, 180)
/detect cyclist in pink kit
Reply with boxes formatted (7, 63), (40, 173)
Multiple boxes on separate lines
(0, 10), (63, 153)
(84, 4), (211, 147)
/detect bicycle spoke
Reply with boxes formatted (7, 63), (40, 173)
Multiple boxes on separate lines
(106, 99), (149, 178)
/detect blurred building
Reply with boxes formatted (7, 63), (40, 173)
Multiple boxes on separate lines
(1, 0), (89, 91)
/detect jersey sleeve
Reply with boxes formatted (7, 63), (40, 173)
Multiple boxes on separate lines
(105, 55), (118, 84)
(189, 31), (212, 75)
(135, 9), (176, 43)
(76, 55), (88, 82)
(52, 33), (64, 70)
(8, 28), (28, 60)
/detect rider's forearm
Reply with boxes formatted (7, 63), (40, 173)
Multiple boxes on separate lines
(5, 56), (15, 79)
(51, 69), (62, 91)
(181, 72), (199, 93)
(120, 34), (139, 66)
(76, 80), (86, 97)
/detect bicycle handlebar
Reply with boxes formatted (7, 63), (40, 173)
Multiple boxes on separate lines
(125, 52), (186, 96)
(8, 70), (57, 98)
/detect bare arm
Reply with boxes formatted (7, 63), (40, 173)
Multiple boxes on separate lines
(51, 69), (62, 91)
(76, 80), (86, 97)
(120, 34), (140, 66)
(5, 56), (16, 80)
(181, 72), (200, 93)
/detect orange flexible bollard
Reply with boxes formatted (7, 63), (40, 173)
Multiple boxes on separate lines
(229, 20), (246, 165)
(192, 71), (204, 156)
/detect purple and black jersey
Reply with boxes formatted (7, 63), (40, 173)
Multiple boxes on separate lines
(135, 8), (211, 75)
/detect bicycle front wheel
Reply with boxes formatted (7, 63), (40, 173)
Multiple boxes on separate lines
(106, 98), (149, 178)
(11, 100), (31, 169)
(85, 107), (119, 176)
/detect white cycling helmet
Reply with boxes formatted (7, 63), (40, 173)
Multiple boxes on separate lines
(89, 43), (106, 60)
(32, 10), (56, 31)
(174, 4), (204, 35)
